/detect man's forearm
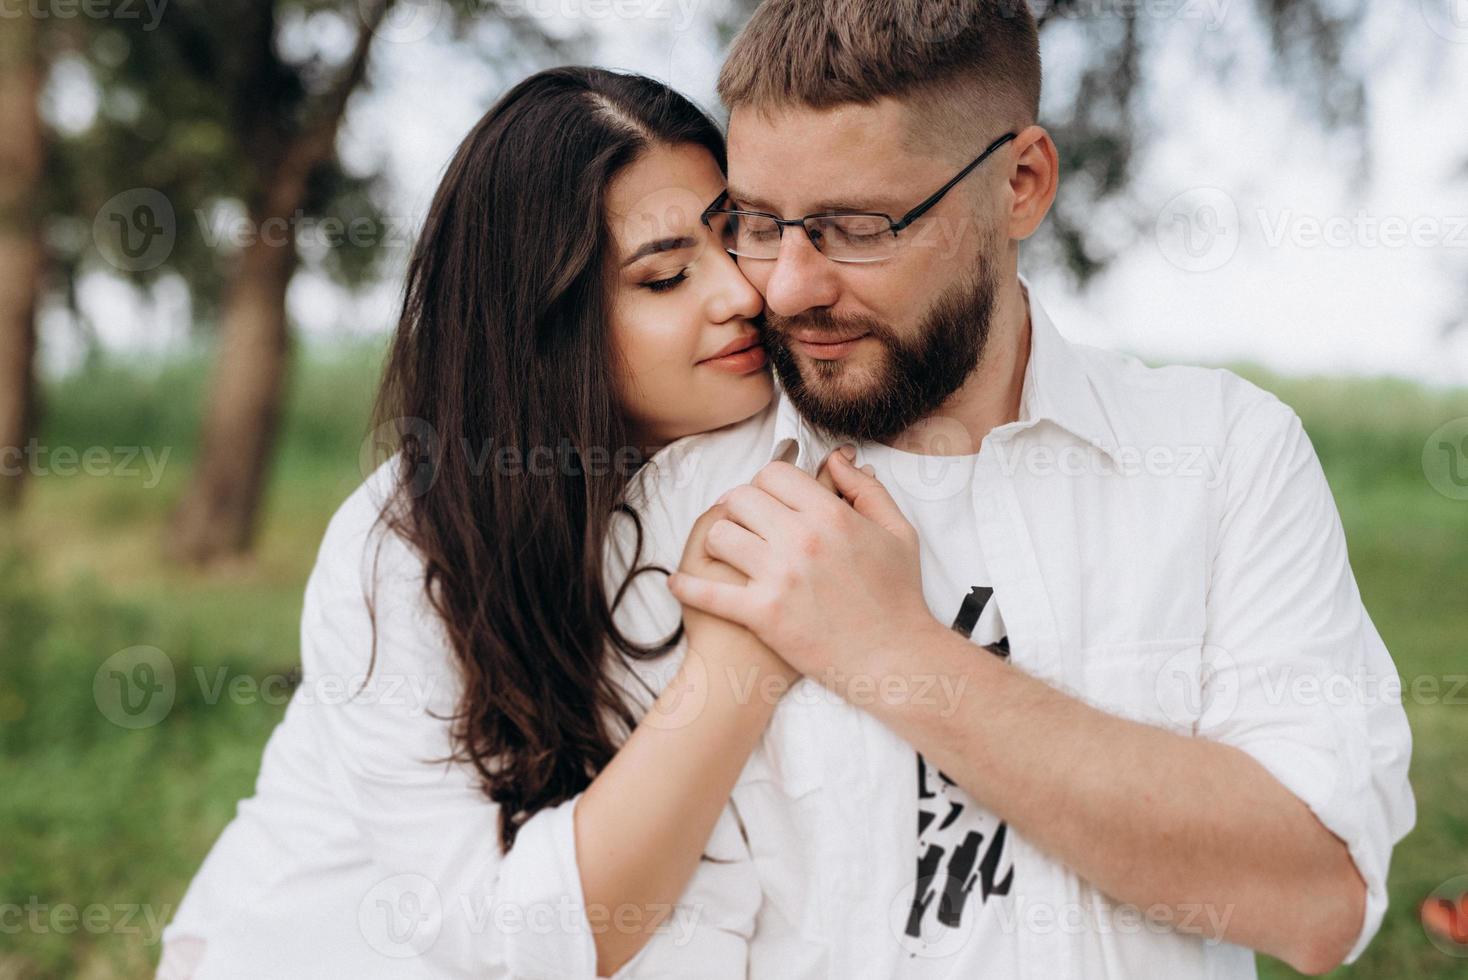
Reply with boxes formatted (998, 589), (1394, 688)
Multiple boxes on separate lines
(857, 621), (1365, 974)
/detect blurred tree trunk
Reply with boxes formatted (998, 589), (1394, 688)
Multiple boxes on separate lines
(165, 199), (298, 561)
(0, 12), (44, 512)
(167, 3), (390, 563)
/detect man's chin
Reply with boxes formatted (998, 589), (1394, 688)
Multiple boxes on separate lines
(781, 367), (891, 434)
(789, 340), (883, 383)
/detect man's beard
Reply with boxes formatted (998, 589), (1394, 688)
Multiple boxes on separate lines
(762, 263), (999, 443)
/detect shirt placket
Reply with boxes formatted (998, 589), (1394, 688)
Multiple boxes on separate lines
(973, 434), (1076, 980)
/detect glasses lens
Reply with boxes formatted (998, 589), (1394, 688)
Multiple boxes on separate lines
(706, 210), (782, 258)
(808, 214), (895, 261)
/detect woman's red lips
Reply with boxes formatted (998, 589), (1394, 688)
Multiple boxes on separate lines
(699, 334), (762, 363)
(698, 333), (767, 374)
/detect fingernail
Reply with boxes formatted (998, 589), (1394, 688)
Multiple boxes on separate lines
(861, 464), (876, 476)
(838, 445), (857, 461)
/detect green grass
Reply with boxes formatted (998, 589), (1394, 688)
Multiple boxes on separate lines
(0, 344), (1465, 977)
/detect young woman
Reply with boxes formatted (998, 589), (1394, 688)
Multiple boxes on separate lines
(157, 66), (809, 979)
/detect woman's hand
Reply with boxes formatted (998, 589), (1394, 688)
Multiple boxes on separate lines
(677, 502), (801, 691)
(669, 450), (930, 683)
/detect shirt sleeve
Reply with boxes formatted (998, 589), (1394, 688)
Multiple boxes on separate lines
(300, 472), (758, 978)
(1200, 386), (1416, 964)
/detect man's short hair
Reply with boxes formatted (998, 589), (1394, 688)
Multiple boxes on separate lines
(717, 0), (1041, 159)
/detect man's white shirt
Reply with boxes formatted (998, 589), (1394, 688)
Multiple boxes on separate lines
(162, 277), (1414, 979)
(602, 275), (1414, 978)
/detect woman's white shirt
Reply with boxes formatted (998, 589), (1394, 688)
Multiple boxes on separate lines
(160, 453), (759, 979)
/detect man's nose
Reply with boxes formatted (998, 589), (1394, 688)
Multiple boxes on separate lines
(762, 225), (841, 317)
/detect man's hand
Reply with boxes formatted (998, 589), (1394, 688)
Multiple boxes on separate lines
(669, 448), (939, 682)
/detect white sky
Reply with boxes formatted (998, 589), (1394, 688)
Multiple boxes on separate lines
(51, 0), (1468, 387)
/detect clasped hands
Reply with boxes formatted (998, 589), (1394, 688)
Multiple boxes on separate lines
(667, 448), (940, 691)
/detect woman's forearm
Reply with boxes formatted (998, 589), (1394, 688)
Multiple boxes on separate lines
(574, 642), (785, 976)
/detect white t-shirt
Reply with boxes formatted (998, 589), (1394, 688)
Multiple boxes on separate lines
(857, 443), (1019, 977)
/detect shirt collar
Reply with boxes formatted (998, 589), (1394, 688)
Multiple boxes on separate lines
(768, 274), (1121, 472)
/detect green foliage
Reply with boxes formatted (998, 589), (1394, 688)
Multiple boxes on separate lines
(37, 1), (569, 336)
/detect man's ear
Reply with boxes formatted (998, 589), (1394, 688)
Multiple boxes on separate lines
(1006, 125), (1059, 242)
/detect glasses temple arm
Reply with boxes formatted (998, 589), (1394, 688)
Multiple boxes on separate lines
(889, 132), (1019, 233)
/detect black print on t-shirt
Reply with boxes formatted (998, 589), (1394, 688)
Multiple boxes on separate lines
(904, 585), (1014, 945)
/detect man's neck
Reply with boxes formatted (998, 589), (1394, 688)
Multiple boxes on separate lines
(886, 275), (1032, 457)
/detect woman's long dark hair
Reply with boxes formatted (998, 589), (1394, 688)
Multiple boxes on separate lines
(371, 67), (727, 852)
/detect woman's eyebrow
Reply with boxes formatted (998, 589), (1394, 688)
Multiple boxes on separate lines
(621, 235), (697, 267)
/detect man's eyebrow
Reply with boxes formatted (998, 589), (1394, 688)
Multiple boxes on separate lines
(724, 188), (900, 216)
(621, 235), (697, 267)
(724, 188), (777, 212)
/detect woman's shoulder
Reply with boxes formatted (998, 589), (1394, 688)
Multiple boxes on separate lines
(303, 455), (461, 688)
(622, 398), (779, 516)
(312, 454), (428, 601)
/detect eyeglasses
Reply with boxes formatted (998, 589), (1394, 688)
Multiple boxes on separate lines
(700, 131), (1018, 264)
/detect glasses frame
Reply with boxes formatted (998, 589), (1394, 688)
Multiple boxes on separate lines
(700, 131), (1019, 264)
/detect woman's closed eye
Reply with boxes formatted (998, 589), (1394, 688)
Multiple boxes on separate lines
(641, 270), (688, 293)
